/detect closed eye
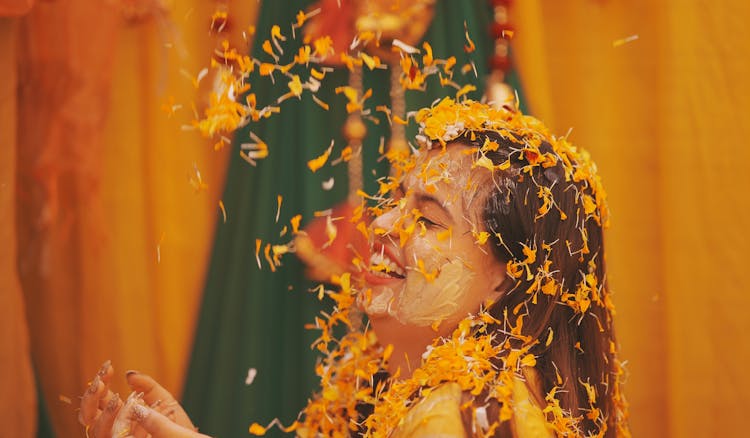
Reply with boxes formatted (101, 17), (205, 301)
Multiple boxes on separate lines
(417, 215), (442, 228)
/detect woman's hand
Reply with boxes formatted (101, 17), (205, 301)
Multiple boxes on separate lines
(79, 360), (210, 437)
(78, 360), (123, 438)
(113, 392), (211, 438)
(124, 370), (196, 431)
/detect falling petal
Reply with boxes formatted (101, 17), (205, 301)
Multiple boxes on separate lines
(219, 200), (227, 223)
(245, 368), (258, 385)
(613, 34), (639, 47)
(307, 140), (334, 172)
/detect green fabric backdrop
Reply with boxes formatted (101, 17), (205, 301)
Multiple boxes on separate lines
(182, 1), (523, 436)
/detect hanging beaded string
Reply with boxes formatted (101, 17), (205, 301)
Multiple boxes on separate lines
(388, 62), (409, 156)
(344, 65), (366, 204)
(485, 0), (515, 106)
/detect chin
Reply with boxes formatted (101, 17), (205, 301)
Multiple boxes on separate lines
(358, 284), (393, 317)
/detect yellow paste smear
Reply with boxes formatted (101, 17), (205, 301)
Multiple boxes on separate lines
(394, 258), (471, 327)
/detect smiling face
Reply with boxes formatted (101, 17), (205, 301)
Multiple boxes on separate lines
(360, 144), (506, 334)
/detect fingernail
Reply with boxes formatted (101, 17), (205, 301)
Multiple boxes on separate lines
(106, 393), (121, 413)
(125, 370), (138, 377)
(123, 390), (143, 403)
(87, 375), (101, 394)
(131, 404), (150, 422)
(97, 360), (112, 377)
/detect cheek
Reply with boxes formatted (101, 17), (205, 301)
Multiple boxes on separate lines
(392, 250), (475, 327)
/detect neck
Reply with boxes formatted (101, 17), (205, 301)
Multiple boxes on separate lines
(386, 342), (426, 379)
(369, 317), (446, 380)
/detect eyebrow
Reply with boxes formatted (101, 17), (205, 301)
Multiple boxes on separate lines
(400, 182), (453, 222)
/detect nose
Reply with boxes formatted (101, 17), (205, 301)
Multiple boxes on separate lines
(369, 204), (404, 237)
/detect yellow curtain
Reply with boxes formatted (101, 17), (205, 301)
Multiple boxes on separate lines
(511, 1), (750, 436)
(10, 1), (257, 436)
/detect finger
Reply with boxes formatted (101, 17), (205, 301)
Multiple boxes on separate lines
(127, 421), (150, 438)
(131, 423), (150, 438)
(93, 360), (116, 412)
(97, 359), (114, 384)
(127, 372), (194, 428)
(89, 392), (122, 438)
(126, 371), (171, 405)
(78, 374), (106, 426)
(97, 388), (117, 412)
(112, 392), (144, 438)
(128, 405), (210, 438)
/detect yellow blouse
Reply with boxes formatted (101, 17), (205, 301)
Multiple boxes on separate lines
(391, 371), (552, 438)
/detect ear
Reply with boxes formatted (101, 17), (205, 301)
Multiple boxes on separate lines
(489, 267), (512, 301)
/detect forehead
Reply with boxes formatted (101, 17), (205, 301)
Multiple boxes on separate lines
(403, 144), (473, 190)
(401, 143), (489, 222)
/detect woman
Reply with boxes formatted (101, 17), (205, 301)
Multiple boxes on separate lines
(78, 98), (629, 437)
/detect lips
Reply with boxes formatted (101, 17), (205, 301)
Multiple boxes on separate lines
(365, 242), (406, 284)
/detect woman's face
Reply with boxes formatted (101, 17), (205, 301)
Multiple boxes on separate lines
(360, 144), (506, 332)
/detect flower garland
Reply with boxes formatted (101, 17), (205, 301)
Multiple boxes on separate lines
(291, 293), (582, 437)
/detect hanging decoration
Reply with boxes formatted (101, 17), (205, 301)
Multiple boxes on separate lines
(485, 0), (516, 107)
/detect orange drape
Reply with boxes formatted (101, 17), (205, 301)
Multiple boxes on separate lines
(0, 15), (37, 438)
(0, 0), (32, 16)
(512, 1), (750, 436)
(8, 1), (257, 436)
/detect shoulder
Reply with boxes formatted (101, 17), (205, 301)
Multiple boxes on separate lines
(391, 382), (466, 438)
(507, 369), (553, 438)
(391, 371), (553, 438)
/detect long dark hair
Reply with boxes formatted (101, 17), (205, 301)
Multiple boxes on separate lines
(457, 130), (626, 436)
